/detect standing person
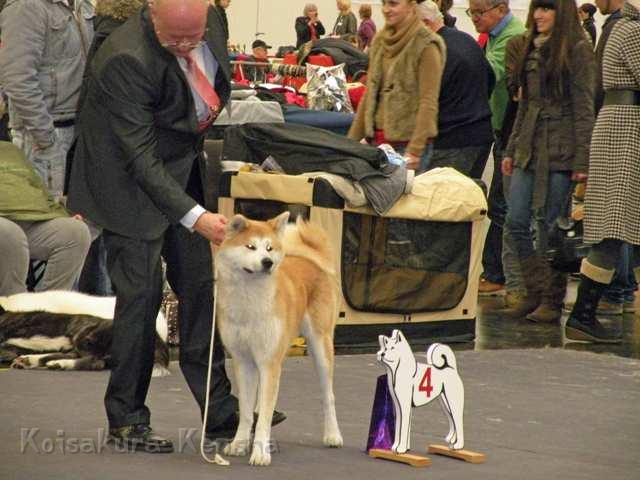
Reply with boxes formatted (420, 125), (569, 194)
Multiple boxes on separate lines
(502, 0), (596, 322)
(213, 0), (231, 40)
(357, 3), (377, 50)
(588, 0), (636, 315)
(295, 3), (325, 48)
(467, 0), (525, 296)
(418, 0), (494, 178)
(68, 0), (284, 452)
(579, 3), (597, 45)
(348, 0), (445, 172)
(0, 0), (94, 202)
(332, 0), (358, 38)
(565, 0), (640, 343)
(439, 0), (458, 27)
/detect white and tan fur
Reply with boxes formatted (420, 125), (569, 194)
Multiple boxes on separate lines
(216, 212), (343, 466)
(0, 291), (170, 377)
(377, 330), (464, 453)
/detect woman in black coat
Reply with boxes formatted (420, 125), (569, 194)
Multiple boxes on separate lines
(295, 3), (325, 48)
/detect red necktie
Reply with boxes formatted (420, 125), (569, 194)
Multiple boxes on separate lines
(184, 53), (221, 131)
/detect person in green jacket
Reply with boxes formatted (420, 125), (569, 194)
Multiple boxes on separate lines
(467, 0), (525, 301)
(0, 141), (91, 295)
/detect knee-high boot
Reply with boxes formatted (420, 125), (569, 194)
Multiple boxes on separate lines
(503, 255), (546, 318)
(565, 275), (621, 343)
(526, 269), (567, 323)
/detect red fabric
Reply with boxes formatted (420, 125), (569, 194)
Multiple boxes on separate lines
(284, 91), (307, 107)
(477, 32), (489, 49)
(185, 53), (221, 130)
(283, 53), (298, 65)
(373, 130), (408, 148)
(307, 54), (334, 67)
(348, 85), (366, 111)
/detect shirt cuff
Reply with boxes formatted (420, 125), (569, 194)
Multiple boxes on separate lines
(180, 205), (206, 232)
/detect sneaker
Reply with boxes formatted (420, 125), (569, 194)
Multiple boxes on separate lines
(563, 299), (623, 315)
(478, 278), (505, 296)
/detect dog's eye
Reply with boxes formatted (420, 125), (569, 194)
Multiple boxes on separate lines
(246, 244), (256, 250)
(266, 245), (272, 252)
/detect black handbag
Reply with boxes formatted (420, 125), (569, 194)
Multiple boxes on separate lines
(546, 183), (590, 273)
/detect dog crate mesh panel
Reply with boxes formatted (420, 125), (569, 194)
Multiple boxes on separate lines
(342, 213), (470, 313)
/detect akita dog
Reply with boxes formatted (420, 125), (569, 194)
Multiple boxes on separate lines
(377, 330), (464, 453)
(216, 212), (343, 466)
(0, 291), (170, 376)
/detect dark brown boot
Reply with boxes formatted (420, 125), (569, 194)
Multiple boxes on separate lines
(503, 255), (546, 318)
(527, 269), (568, 323)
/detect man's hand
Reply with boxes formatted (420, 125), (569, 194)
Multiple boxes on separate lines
(403, 152), (420, 170)
(193, 212), (228, 246)
(571, 172), (588, 182)
(502, 156), (514, 176)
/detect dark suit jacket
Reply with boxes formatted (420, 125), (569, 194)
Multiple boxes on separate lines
(68, 6), (230, 240)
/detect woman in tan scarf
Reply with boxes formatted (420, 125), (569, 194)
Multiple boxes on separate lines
(348, 0), (445, 172)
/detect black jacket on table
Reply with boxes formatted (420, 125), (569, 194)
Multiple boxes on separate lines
(68, 5), (231, 241)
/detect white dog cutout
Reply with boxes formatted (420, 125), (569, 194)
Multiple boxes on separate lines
(376, 330), (464, 454)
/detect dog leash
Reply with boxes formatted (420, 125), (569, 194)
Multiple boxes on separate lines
(200, 261), (230, 466)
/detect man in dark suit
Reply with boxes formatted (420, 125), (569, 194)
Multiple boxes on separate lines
(68, 0), (283, 452)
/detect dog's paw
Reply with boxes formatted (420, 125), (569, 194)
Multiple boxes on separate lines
(223, 439), (250, 457)
(392, 444), (408, 454)
(249, 447), (271, 466)
(46, 359), (78, 370)
(11, 356), (33, 369)
(451, 438), (464, 451)
(323, 431), (343, 448)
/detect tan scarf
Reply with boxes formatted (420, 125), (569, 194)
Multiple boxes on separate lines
(379, 12), (423, 58)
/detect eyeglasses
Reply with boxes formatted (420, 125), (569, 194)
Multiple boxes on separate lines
(465, 4), (502, 18)
(157, 28), (208, 50)
(160, 39), (206, 49)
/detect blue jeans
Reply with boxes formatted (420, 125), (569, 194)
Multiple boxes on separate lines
(603, 244), (637, 304)
(506, 167), (572, 259)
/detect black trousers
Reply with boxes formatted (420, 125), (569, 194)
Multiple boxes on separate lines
(103, 162), (237, 430)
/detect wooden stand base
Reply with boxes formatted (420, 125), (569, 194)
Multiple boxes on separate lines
(427, 444), (486, 464)
(368, 448), (432, 467)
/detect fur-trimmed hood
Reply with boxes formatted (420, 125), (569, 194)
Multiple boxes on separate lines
(95, 0), (144, 21)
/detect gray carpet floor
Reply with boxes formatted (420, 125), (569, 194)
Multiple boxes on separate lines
(1, 349), (638, 480)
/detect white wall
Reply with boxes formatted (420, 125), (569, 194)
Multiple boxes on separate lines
(224, 1), (606, 54)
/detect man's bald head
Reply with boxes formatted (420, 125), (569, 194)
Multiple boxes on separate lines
(151, 0), (209, 56)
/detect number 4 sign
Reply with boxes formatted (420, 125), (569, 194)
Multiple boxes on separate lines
(368, 330), (484, 466)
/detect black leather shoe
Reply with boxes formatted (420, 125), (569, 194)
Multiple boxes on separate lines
(205, 410), (287, 441)
(108, 424), (174, 453)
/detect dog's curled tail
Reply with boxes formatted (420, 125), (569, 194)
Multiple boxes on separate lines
(427, 343), (457, 371)
(286, 216), (337, 276)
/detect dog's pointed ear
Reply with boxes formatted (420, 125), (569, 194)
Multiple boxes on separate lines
(396, 330), (406, 343)
(269, 211), (290, 237)
(378, 335), (388, 349)
(227, 215), (248, 237)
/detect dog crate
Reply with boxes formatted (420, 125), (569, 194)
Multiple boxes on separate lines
(216, 169), (487, 349)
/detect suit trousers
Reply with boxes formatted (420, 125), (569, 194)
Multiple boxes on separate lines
(103, 162), (238, 430)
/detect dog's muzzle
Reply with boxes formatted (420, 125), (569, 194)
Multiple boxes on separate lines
(261, 257), (274, 272)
